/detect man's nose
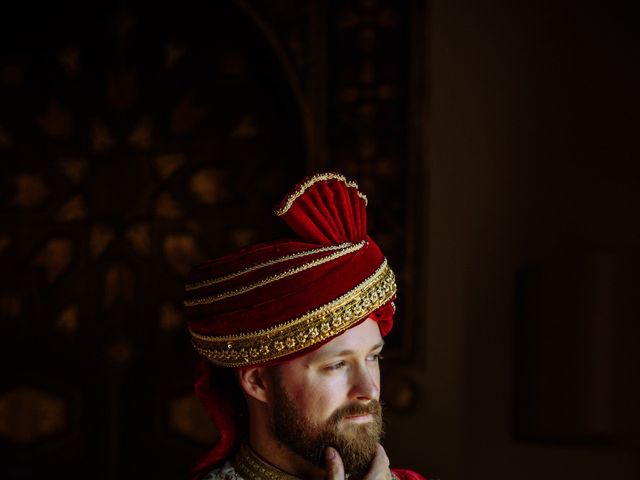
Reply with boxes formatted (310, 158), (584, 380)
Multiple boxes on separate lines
(350, 364), (379, 400)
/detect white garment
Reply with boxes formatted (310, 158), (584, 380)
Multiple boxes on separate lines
(202, 461), (244, 480)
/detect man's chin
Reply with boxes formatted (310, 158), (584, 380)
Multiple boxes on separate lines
(331, 419), (382, 478)
(337, 420), (376, 441)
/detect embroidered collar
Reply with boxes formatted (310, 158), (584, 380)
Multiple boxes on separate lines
(232, 444), (302, 480)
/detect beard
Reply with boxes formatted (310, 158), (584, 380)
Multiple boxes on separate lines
(269, 373), (384, 480)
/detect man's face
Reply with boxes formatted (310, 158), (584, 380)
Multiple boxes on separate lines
(267, 319), (385, 479)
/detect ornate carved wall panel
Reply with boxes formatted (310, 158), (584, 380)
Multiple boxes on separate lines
(0, 1), (425, 478)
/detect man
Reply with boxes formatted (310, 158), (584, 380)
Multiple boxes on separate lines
(184, 173), (426, 480)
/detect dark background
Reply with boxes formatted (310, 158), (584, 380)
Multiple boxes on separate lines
(1, 0), (639, 479)
(0, 1), (419, 479)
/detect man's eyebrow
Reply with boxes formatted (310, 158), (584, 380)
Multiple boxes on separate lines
(316, 340), (385, 359)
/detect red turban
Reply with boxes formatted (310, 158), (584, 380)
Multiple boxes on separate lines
(184, 172), (397, 478)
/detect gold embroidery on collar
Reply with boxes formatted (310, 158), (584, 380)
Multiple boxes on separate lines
(185, 242), (357, 292)
(274, 173), (368, 216)
(232, 444), (301, 480)
(185, 241), (366, 306)
(189, 260), (396, 367)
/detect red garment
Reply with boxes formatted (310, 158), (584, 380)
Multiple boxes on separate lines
(392, 468), (429, 480)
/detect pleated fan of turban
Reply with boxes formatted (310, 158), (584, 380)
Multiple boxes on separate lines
(184, 172), (397, 478)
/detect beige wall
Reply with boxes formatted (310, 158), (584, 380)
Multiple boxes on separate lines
(385, 1), (640, 478)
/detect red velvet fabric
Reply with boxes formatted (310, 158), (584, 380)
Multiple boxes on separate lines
(192, 360), (245, 479)
(275, 177), (367, 244)
(185, 238), (385, 336)
(185, 174), (387, 339)
(392, 468), (429, 480)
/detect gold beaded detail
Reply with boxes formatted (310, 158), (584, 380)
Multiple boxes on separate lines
(232, 443), (301, 480)
(185, 241), (356, 292)
(190, 260), (396, 367)
(274, 172), (368, 216)
(184, 241), (366, 306)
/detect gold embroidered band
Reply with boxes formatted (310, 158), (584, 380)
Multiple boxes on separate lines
(274, 172), (368, 216)
(185, 241), (358, 292)
(190, 259), (396, 367)
(232, 443), (301, 480)
(184, 240), (366, 306)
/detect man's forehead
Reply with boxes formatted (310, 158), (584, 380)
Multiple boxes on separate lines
(305, 318), (383, 360)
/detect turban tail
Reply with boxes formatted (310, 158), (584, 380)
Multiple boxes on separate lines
(185, 173), (397, 477)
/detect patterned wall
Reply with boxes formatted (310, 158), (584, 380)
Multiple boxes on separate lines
(0, 1), (423, 478)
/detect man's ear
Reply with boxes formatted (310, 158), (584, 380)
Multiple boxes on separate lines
(236, 366), (270, 403)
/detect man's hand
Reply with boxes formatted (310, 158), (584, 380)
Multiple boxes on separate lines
(325, 444), (393, 480)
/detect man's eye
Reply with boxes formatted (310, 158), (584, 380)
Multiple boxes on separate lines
(368, 353), (384, 362)
(326, 361), (346, 371)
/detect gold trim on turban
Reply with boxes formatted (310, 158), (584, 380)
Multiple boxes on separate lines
(185, 241), (366, 306)
(274, 172), (368, 216)
(189, 260), (396, 367)
(185, 241), (357, 292)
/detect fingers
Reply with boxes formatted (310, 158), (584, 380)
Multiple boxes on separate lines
(325, 446), (345, 480)
(363, 444), (392, 480)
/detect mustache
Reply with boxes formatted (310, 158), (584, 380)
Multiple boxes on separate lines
(329, 399), (382, 422)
